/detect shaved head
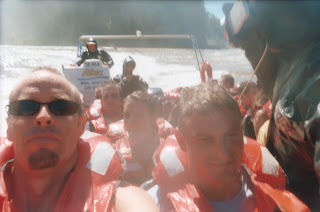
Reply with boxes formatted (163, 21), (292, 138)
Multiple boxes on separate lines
(9, 67), (84, 115)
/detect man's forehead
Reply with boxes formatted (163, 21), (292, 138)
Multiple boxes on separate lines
(183, 111), (241, 130)
(15, 86), (70, 99)
(11, 72), (74, 101)
(124, 101), (148, 113)
(104, 87), (119, 94)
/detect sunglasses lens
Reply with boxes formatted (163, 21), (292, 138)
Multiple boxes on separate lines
(8, 100), (40, 116)
(49, 100), (79, 115)
(8, 100), (79, 116)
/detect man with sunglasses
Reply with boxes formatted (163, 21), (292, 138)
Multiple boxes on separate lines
(113, 56), (149, 98)
(1, 67), (158, 211)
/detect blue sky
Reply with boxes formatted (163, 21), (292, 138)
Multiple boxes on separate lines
(204, 1), (235, 19)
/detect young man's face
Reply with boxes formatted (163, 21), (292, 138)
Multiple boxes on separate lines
(87, 43), (97, 53)
(123, 63), (135, 81)
(178, 110), (243, 186)
(6, 71), (86, 173)
(242, 86), (258, 109)
(247, 86), (258, 104)
(124, 101), (156, 145)
(101, 87), (122, 115)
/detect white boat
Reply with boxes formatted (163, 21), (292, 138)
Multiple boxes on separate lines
(62, 31), (208, 107)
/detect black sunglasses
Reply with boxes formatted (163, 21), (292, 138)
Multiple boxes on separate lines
(7, 99), (80, 116)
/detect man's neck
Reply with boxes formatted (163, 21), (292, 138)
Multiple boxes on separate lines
(11, 153), (77, 212)
(103, 111), (122, 123)
(196, 172), (242, 202)
(130, 130), (159, 164)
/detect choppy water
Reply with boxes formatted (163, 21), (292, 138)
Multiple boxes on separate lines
(0, 45), (253, 137)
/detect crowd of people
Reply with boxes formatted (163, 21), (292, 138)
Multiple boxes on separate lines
(1, 1), (320, 208)
(0, 62), (312, 211)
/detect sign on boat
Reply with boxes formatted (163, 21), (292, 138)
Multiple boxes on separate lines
(62, 59), (111, 108)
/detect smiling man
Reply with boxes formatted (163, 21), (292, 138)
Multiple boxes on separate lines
(1, 67), (158, 212)
(149, 83), (309, 212)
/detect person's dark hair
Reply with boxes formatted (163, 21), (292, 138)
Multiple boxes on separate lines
(101, 80), (123, 99)
(125, 90), (156, 115)
(177, 83), (241, 131)
(32, 66), (63, 76)
(221, 74), (235, 86)
(238, 81), (257, 96)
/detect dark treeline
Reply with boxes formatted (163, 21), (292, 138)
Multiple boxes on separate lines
(1, 1), (227, 49)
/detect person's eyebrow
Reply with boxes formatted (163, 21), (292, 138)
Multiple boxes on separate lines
(191, 131), (211, 137)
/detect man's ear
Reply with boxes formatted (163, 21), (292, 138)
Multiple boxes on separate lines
(6, 118), (13, 141)
(175, 128), (186, 151)
(78, 113), (87, 136)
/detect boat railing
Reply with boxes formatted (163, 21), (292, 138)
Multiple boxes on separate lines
(77, 31), (205, 73)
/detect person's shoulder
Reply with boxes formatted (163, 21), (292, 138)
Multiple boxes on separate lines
(97, 48), (108, 54)
(134, 75), (148, 84)
(81, 50), (89, 55)
(114, 181), (159, 212)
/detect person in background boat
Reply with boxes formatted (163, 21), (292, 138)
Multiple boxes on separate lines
(148, 83), (309, 212)
(113, 56), (149, 98)
(75, 37), (114, 68)
(112, 90), (174, 186)
(220, 73), (238, 96)
(86, 81), (124, 134)
(1, 67), (158, 211)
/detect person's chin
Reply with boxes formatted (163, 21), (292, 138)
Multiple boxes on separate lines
(128, 133), (143, 145)
(28, 148), (59, 170)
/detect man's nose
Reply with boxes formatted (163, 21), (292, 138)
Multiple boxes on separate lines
(33, 105), (55, 127)
(209, 137), (229, 159)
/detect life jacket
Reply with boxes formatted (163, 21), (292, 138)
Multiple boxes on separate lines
(86, 99), (109, 134)
(262, 100), (272, 119)
(153, 136), (309, 212)
(106, 120), (126, 143)
(0, 131), (124, 211)
(107, 118), (174, 143)
(113, 135), (162, 186)
(239, 104), (248, 117)
(156, 118), (175, 140)
(229, 85), (238, 96)
(0, 138), (13, 167)
(86, 99), (102, 121)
